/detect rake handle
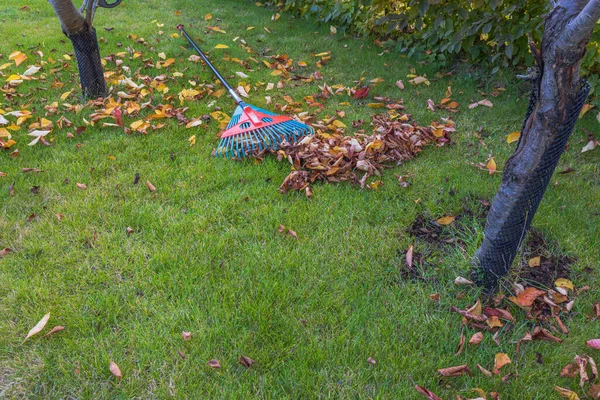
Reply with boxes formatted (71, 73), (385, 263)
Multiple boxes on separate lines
(177, 25), (243, 104)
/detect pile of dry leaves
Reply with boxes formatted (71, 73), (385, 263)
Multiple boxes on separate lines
(274, 113), (454, 195)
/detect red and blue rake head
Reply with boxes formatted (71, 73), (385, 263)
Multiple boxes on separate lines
(177, 25), (313, 159)
(216, 102), (314, 158)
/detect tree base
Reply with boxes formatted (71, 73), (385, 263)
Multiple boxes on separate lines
(68, 27), (107, 99)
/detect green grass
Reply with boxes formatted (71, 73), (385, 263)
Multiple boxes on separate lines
(1, 0), (600, 398)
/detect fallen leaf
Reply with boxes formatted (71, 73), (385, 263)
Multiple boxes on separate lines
(454, 276), (474, 285)
(146, 181), (156, 192)
(406, 245), (413, 268)
(287, 229), (298, 240)
(582, 140), (596, 153)
(182, 331), (192, 341)
(367, 357), (377, 365)
(109, 361), (122, 378)
(353, 86), (370, 99)
(76, 183), (87, 190)
(517, 287), (546, 307)
(555, 386), (580, 399)
(437, 364), (472, 377)
(409, 76), (430, 85)
(587, 339), (600, 350)
(528, 256), (541, 267)
(23, 313), (51, 344)
(561, 362), (580, 378)
(532, 326), (562, 342)
(214, 44), (229, 49)
(207, 359), (221, 368)
(43, 326), (65, 338)
(477, 364), (493, 377)
(469, 332), (484, 345)
(479, 99), (494, 108)
(487, 157), (497, 174)
(238, 355), (255, 368)
(555, 278), (574, 291)
(507, 131), (521, 144)
(580, 103), (594, 118)
(414, 385), (442, 400)
(436, 215), (455, 225)
(429, 293), (440, 301)
(396, 80), (404, 90)
(493, 353), (511, 374)
(0, 248), (13, 257)
(590, 384), (600, 400)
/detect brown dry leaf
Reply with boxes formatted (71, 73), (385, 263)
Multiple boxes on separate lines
(561, 363), (580, 378)
(109, 360), (122, 378)
(528, 256), (541, 268)
(516, 331), (532, 354)
(477, 363), (493, 377)
(517, 287), (546, 307)
(146, 180), (156, 192)
(451, 306), (487, 322)
(456, 326), (466, 355)
(367, 357), (377, 365)
(126, 227), (134, 235)
(287, 230), (298, 240)
(437, 364), (472, 377)
(396, 80), (404, 90)
(486, 316), (504, 329)
(414, 385), (442, 400)
(478, 99), (494, 108)
(532, 326), (562, 342)
(590, 384), (600, 400)
(0, 248), (13, 257)
(576, 355), (590, 391)
(23, 312), (51, 344)
(429, 293), (440, 302)
(406, 245), (413, 268)
(469, 332), (484, 345)
(76, 183), (87, 190)
(587, 339), (600, 350)
(207, 359), (221, 368)
(238, 355), (255, 368)
(436, 215), (455, 225)
(43, 326), (65, 338)
(555, 386), (580, 400)
(493, 353), (511, 374)
(182, 331), (192, 341)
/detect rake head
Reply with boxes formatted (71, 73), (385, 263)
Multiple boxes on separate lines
(215, 102), (314, 158)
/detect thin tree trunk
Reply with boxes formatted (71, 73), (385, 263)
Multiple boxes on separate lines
(48, 0), (107, 99)
(473, 0), (599, 289)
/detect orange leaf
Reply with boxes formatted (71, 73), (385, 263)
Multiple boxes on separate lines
(517, 287), (546, 307)
(109, 361), (122, 378)
(493, 353), (511, 374)
(436, 215), (455, 225)
(487, 157), (497, 174)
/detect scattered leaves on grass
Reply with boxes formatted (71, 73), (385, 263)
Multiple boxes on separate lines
(469, 332), (484, 345)
(207, 359), (221, 368)
(43, 326), (65, 337)
(477, 363), (493, 377)
(516, 287), (546, 307)
(414, 385), (442, 400)
(238, 355), (255, 368)
(23, 312), (50, 344)
(182, 331), (192, 341)
(109, 361), (122, 378)
(532, 326), (562, 342)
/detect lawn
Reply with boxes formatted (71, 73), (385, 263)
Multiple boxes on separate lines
(1, 0), (599, 398)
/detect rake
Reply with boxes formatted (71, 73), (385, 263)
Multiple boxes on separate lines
(177, 25), (314, 158)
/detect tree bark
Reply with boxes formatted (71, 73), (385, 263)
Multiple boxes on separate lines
(48, 0), (107, 99)
(473, 0), (598, 289)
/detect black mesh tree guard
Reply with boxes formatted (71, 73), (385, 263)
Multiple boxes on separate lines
(68, 27), (107, 99)
(473, 79), (590, 289)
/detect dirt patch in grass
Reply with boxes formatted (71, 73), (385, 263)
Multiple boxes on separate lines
(512, 229), (575, 288)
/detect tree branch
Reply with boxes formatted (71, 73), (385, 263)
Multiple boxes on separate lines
(560, 0), (600, 48)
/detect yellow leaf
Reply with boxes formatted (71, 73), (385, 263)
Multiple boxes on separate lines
(409, 76), (430, 85)
(487, 157), (497, 174)
(170, 33), (179, 39)
(367, 103), (385, 109)
(554, 386), (580, 400)
(215, 44), (229, 49)
(437, 216), (455, 225)
(162, 58), (175, 67)
(298, 61), (307, 67)
(204, 13), (213, 21)
(270, 70), (283, 76)
(528, 256), (541, 267)
(313, 52), (330, 57)
(433, 128), (444, 138)
(0, 128), (10, 138)
(247, 26), (255, 31)
(60, 90), (72, 100)
(188, 135), (196, 145)
(63, 54), (71, 60)
(579, 103), (594, 118)
(158, 52), (166, 60)
(6, 74), (22, 82)
(9, 51), (27, 66)
(507, 131), (521, 144)
(0, 63), (13, 70)
(555, 278), (574, 291)
(210, 111), (231, 128)
(332, 120), (346, 128)
(130, 120), (150, 131)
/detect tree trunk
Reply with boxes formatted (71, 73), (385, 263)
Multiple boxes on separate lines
(473, 0), (599, 289)
(48, 0), (107, 99)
